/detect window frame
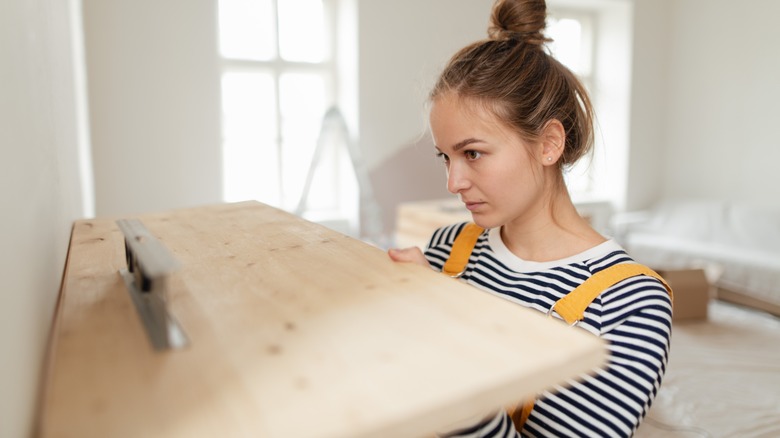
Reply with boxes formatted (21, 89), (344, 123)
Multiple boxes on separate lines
(547, 7), (600, 195)
(217, 0), (341, 210)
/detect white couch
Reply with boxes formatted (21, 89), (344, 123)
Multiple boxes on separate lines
(611, 199), (780, 316)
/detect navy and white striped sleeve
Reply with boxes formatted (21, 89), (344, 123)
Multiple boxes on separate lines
(438, 411), (519, 438)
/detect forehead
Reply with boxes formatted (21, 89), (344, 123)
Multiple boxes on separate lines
(431, 93), (492, 121)
(429, 94), (521, 146)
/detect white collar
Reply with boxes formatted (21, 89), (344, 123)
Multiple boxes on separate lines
(487, 227), (625, 272)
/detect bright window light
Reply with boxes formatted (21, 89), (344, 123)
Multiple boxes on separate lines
(546, 11), (595, 194)
(548, 14), (593, 77)
(218, 0), (276, 61)
(279, 73), (326, 209)
(278, 0), (326, 62)
(548, 18), (582, 72)
(221, 71), (280, 204)
(217, 0), (350, 223)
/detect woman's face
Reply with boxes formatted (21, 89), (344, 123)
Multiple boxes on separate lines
(429, 94), (550, 230)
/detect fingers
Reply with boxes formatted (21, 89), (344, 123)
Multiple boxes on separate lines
(387, 247), (430, 268)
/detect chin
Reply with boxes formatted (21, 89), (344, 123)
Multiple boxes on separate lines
(471, 215), (500, 230)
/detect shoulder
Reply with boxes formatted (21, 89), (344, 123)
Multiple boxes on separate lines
(591, 258), (674, 325)
(584, 249), (671, 302)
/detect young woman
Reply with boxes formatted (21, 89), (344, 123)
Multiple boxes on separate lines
(388, 0), (673, 436)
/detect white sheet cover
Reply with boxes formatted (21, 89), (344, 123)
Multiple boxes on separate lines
(626, 233), (780, 308)
(636, 300), (780, 438)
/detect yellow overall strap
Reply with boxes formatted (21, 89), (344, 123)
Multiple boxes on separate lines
(508, 400), (535, 432)
(552, 263), (674, 325)
(441, 223), (485, 277)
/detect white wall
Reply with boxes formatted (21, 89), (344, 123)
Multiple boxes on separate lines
(83, 0), (223, 217)
(0, 1), (89, 436)
(357, 0), (495, 171)
(661, 0), (780, 205)
(626, 0), (672, 210)
(628, 0), (780, 209)
(588, 1), (634, 211)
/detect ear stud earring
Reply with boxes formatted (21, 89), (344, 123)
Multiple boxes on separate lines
(547, 157), (553, 162)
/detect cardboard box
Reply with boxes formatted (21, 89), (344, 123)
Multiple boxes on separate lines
(656, 268), (712, 322)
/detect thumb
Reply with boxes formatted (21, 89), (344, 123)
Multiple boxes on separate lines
(387, 247), (430, 268)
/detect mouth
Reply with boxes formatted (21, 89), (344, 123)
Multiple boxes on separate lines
(464, 201), (485, 212)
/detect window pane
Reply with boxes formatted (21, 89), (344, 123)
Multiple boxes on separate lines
(221, 71), (280, 204)
(548, 17), (584, 74)
(223, 139), (281, 204)
(279, 73), (326, 209)
(218, 0), (275, 61)
(278, 0), (326, 62)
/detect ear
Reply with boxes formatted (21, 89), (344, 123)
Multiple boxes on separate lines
(539, 119), (565, 166)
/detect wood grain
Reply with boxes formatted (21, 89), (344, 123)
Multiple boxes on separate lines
(38, 201), (606, 438)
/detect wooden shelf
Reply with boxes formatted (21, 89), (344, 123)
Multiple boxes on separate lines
(38, 201), (605, 438)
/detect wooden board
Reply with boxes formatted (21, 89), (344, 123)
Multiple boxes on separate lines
(38, 201), (606, 438)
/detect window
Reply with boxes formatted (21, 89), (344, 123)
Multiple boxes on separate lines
(217, 0), (348, 216)
(546, 9), (597, 195)
(547, 11), (595, 88)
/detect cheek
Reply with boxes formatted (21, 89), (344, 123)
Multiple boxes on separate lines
(488, 156), (542, 198)
(495, 155), (534, 183)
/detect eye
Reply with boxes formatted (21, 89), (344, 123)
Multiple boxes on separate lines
(435, 151), (450, 165)
(465, 150), (482, 160)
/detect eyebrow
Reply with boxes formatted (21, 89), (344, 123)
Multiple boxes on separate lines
(436, 138), (484, 152)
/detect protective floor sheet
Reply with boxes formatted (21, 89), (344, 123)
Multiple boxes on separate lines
(636, 300), (780, 438)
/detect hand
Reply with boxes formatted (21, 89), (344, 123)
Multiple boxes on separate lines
(387, 247), (431, 269)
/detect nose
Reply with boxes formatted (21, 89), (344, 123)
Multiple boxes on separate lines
(446, 161), (470, 194)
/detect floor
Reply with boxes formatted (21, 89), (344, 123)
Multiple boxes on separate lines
(636, 300), (780, 438)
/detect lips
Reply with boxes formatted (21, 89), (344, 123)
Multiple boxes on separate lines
(464, 201), (484, 211)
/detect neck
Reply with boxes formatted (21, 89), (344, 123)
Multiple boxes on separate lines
(500, 190), (606, 262)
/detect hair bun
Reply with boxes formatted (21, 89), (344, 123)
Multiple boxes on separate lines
(487, 0), (549, 46)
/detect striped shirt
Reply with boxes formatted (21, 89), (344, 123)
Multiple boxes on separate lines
(425, 223), (673, 438)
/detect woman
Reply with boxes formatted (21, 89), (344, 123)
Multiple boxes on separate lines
(388, 0), (672, 436)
